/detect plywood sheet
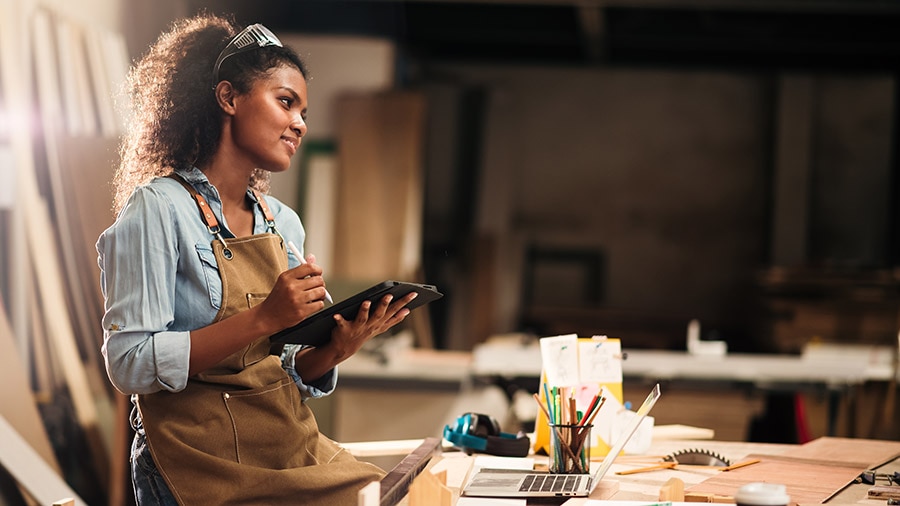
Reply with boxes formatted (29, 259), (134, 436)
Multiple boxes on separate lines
(686, 437), (900, 505)
(781, 436), (900, 468)
(685, 454), (861, 504)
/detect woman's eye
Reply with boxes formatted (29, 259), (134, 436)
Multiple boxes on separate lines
(280, 97), (293, 107)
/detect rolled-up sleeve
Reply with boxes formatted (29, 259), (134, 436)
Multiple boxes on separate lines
(102, 330), (190, 394)
(280, 342), (337, 399)
(98, 187), (191, 395)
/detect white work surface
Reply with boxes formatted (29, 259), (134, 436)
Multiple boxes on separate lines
(471, 338), (895, 386)
(340, 337), (896, 391)
(334, 338), (896, 443)
(470, 338), (897, 437)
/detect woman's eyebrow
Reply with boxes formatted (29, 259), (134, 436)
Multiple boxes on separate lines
(277, 86), (301, 100)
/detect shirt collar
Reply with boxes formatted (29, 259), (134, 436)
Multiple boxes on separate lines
(173, 166), (210, 186)
(174, 167), (257, 202)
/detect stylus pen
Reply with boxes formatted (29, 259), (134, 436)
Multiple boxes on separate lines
(287, 240), (333, 304)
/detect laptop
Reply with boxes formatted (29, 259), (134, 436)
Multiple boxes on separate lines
(461, 383), (661, 499)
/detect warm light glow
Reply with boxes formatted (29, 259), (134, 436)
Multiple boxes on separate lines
(0, 106), (9, 142)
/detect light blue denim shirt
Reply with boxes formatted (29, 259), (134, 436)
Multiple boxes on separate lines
(97, 167), (336, 397)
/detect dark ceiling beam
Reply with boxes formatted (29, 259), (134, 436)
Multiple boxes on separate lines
(366, 0), (900, 13)
(186, 0), (900, 70)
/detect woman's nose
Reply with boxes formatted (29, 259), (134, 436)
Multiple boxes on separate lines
(291, 117), (307, 138)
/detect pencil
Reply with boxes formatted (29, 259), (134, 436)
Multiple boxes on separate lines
(584, 396), (606, 427)
(542, 383), (555, 424)
(720, 458), (761, 472)
(615, 462), (677, 475)
(287, 240), (333, 304)
(533, 393), (552, 422)
(580, 394), (601, 425)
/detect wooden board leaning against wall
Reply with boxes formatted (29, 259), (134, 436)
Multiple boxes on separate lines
(1, 3), (130, 504)
(333, 91), (435, 349)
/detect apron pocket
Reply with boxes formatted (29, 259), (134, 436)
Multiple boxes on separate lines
(222, 378), (305, 468)
(246, 292), (267, 309)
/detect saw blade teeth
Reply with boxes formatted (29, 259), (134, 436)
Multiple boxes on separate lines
(665, 447), (732, 466)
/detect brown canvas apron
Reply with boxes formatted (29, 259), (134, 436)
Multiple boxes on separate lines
(136, 176), (384, 505)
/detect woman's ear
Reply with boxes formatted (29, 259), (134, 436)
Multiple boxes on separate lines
(214, 81), (237, 115)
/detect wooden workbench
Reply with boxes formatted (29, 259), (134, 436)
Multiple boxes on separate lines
(350, 436), (900, 505)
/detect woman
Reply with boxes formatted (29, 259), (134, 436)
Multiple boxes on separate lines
(97, 13), (416, 505)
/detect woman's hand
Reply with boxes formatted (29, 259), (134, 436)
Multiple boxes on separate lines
(255, 262), (330, 333)
(330, 291), (418, 359)
(292, 291), (418, 381)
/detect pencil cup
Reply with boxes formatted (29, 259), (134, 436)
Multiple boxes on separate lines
(548, 424), (591, 474)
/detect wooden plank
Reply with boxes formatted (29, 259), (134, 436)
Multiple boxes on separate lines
(37, 15), (126, 506)
(333, 92), (426, 282)
(83, 26), (118, 137)
(0, 415), (87, 506)
(99, 29), (130, 134)
(34, 11), (122, 474)
(56, 137), (120, 441)
(1, 2), (109, 490)
(30, 281), (59, 396)
(32, 9), (99, 379)
(357, 481), (380, 506)
(33, 10), (112, 373)
(26, 194), (111, 487)
(378, 437), (441, 506)
(868, 485), (900, 500)
(659, 477), (685, 502)
(55, 17), (97, 135)
(0, 293), (60, 473)
(0, 0), (34, 396)
(333, 91), (432, 348)
(407, 469), (451, 506)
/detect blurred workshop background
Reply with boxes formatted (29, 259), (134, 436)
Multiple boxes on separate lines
(1, 0), (899, 504)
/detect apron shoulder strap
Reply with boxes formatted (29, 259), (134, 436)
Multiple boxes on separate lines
(168, 173), (222, 233)
(251, 189), (275, 223)
(250, 189), (279, 235)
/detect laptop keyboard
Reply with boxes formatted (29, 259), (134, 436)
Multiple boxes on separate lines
(519, 474), (584, 492)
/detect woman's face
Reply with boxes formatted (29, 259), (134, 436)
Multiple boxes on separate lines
(229, 64), (308, 173)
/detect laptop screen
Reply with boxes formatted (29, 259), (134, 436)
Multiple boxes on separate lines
(461, 383), (662, 499)
(589, 383), (661, 486)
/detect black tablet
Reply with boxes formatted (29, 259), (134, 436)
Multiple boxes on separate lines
(268, 280), (443, 346)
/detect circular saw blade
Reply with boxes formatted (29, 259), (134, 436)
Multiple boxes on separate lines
(663, 448), (732, 466)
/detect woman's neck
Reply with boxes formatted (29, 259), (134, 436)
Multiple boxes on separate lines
(201, 154), (254, 210)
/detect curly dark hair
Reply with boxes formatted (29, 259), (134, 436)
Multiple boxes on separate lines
(113, 12), (308, 212)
